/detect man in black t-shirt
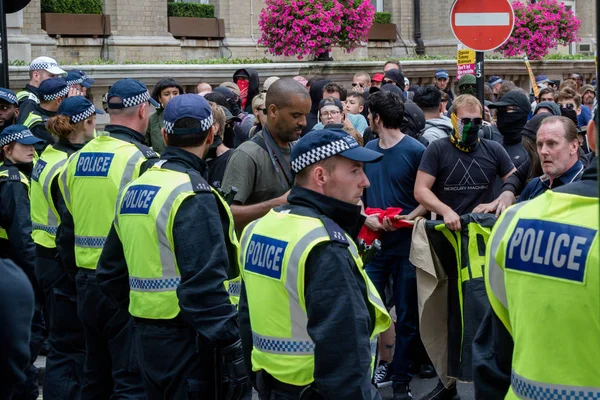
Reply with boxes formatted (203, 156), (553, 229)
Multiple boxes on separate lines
(415, 94), (515, 232)
(206, 103), (235, 189)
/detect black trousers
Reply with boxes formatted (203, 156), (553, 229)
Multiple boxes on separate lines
(75, 269), (145, 399)
(134, 321), (216, 400)
(36, 253), (85, 400)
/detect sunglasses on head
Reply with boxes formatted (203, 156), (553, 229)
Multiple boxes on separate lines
(460, 117), (483, 125)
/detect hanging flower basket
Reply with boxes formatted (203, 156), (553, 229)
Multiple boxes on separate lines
(258, 0), (375, 60)
(495, 0), (580, 60)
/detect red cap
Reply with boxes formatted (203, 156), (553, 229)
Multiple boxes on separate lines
(372, 73), (384, 82)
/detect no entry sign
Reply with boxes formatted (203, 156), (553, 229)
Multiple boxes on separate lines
(450, 0), (515, 52)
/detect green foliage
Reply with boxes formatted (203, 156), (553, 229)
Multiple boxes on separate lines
(41, 0), (102, 14)
(373, 12), (392, 24)
(168, 3), (215, 18)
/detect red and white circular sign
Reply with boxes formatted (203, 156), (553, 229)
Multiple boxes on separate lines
(450, 0), (515, 52)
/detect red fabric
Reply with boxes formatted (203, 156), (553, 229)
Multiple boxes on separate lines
(358, 207), (413, 246)
(236, 78), (249, 110)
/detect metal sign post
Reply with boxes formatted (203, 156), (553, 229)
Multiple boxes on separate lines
(0, 0), (9, 88)
(475, 52), (484, 107)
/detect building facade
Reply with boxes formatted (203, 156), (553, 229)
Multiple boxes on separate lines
(7, 0), (596, 64)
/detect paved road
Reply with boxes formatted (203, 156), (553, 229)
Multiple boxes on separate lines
(36, 356), (475, 400)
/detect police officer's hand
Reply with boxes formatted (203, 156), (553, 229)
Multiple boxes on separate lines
(219, 339), (250, 400)
(68, 86), (83, 98)
(496, 191), (516, 217)
(443, 210), (461, 231)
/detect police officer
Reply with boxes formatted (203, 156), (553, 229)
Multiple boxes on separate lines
(473, 113), (599, 397)
(97, 94), (249, 399)
(65, 69), (95, 97)
(0, 124), (44, 399)
(31, 96), (102, 399)
(17, 56), (67, 114)
(57, 78), (159, 398)
(21, 77), (70, 154)
(0, 88), (20, 133)
(239, 129), (392, 399)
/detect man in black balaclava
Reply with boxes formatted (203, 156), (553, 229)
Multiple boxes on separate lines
(487, 90), (530, 168)
(382, 69), (405, 88)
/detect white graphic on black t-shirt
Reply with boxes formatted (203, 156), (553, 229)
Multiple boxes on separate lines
(444, 159), (490, 191)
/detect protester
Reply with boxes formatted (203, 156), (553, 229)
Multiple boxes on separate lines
(353, 72), (371, 93)
(233, 68), (260, 112)
(303, 79), (331, 134)
(213, 86), (254, 147)
(147, 78), (183, 154)
(221, 78), (311, 230)
(206, 103), (234, 189)
(312, 94), (368, 135)
(196, 81), (212, 95)
(487, 90), (530, 169)
(384, 60), (402, 72)
(345, 92), (366, 115)
(414, 86), (453, 145)
(363, 90), (427, 400)
(487, 76), (503, 100)
(372, 73), (384, 88)
(557, 87), (583, 127)
(249, 92), (267, 138)
(534, 101), (561, 116)
(518, 116), (584, 202)
(581, 84), (595, 107)
(433, 69), (454, 110)
(262, 76), (280, 93)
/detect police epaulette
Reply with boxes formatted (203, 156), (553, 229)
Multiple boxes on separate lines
(318, 216), (349, 246)
(132, 141), (159, 159)
(6, 166), (22, 182)
(186, 169), (212, 193)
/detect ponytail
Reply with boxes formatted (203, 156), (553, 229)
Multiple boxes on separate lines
(47, 114), (85, 140)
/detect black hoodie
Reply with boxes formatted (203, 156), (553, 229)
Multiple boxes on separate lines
(233, 68), (260, 114)
(303, 79), (332, 136)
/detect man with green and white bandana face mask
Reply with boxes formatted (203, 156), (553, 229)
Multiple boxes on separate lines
(415, 94), (516, 231)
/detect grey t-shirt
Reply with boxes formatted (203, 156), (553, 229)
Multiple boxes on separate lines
(221, 132), (291, 205)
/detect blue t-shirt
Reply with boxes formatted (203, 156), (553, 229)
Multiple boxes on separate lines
(578, 105), (592, 128)
(363, 135), (426, 256)
(311, 113), (369, 135)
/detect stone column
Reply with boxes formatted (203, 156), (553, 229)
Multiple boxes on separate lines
(103, 0), (181, 62)
(7, 10), (32, 63)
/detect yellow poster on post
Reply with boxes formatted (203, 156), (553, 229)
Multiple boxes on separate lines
(457, 49), (476, 80)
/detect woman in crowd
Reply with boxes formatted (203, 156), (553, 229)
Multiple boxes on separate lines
(147, 78), (183, 154)
(249, 92), (267, 138)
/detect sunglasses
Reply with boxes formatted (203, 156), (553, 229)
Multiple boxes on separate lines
(460, 117), (483, 125)
(563, 103), (575, 110)
(382, 80), (394, 85)
(351, 82), (364, 88)
(461, 84), (476, 91)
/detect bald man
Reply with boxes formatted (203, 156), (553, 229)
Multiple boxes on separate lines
(221, 78), (311, 230)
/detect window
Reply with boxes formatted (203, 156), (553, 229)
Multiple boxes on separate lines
(371, 0), (384, 12)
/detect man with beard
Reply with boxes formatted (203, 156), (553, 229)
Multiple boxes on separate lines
(0, 89), (19, 133)
(487, 90), (530, 169)
(221, 78), (311, 230)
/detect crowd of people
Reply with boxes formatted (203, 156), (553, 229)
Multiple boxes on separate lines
(0, 54), (597, 400)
